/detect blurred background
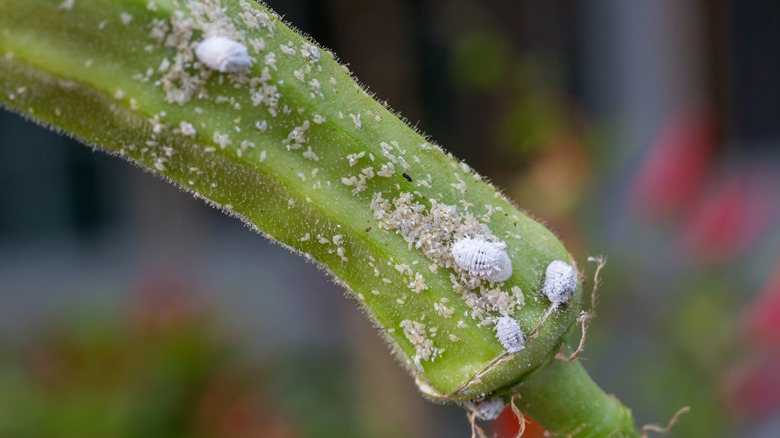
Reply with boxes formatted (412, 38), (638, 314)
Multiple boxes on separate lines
(1, 0), (780, 436)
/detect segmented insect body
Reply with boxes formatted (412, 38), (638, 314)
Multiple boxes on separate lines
(195, 36), (252, 73)
(464, 397), (507, 421)
(542, 260), (577, 307)
(495, 316), (525, 353)
(451, 237), (512, 282)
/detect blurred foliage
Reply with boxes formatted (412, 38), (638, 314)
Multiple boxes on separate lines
(449, 30), (511, 92)
(0, 296), (363, 438)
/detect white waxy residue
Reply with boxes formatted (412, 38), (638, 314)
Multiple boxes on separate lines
(301, 43), (320, 62)
(451, 237), (512, 282)
(542, 260), (577, 307)
(195, 36), (252, 73)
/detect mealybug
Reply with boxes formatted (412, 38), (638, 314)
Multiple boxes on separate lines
(542, 260), (577, 307)
(495, 316), (525, 353)
(451, 237), (512, 282)
(195, 36), (252, 73)
(464, 397), (507, 421)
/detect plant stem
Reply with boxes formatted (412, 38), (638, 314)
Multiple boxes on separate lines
(0, 0), (641, 435)
(515, 359), (638, 437)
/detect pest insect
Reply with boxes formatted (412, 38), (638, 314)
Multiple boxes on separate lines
(495, 316), (525, 353)
(195, 36), (252, 73)
(542, 260), (577, 307)
(463, 397), (507, 421)
(451, 237), (512, 282)
(528, 260), (578, 340)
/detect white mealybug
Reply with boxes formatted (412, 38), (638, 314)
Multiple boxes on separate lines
(451, 237), (512, 282)
(542, 260), (577, 307)
(463, 397), (507, 421)
(195, 36), (252, 73)
(495, 316), (525, 353)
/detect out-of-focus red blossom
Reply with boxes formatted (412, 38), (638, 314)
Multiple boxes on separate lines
(723, 352), (780, 418)
(194, 377), (297, 438)
(723, 263), (780, 418)
(491, 406), (546, 437)
(631, 110), (715, 218)
(679, 171), (780, 260)
(631, 109), (780, 261)
(742, 263), (780, 349)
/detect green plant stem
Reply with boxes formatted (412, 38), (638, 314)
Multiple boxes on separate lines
(0, 0), (641, 435)
(515, 359), (638, 437)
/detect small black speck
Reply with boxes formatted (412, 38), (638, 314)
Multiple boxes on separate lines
(402, 173), (412, 182)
